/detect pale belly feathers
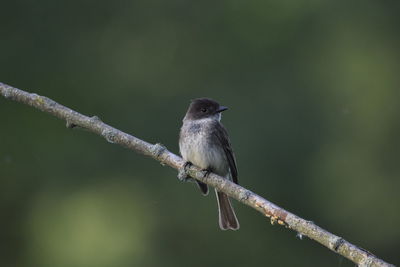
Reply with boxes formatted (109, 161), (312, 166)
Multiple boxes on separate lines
(179, 120), (229, 177)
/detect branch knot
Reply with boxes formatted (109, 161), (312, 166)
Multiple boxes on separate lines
(2, 84), (12, 98)
(239, 190), (251, 201)
(91, 115), (102, 122)
(333, 237), (345, 252)
(66, 120), (77, 128)
(102, 128), (117, 143)
(151, 143), (166, 164)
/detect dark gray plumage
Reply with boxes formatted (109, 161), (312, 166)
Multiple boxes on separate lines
(179, 98), (239, 230)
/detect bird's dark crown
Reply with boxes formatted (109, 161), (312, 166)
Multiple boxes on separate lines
(185, 98), (227, 120)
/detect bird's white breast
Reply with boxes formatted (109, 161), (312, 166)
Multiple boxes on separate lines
(179, 118), (228, 176)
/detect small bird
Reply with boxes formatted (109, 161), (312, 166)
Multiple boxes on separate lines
(179, 98), (239, 230)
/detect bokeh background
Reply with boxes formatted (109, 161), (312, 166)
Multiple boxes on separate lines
(1, 1), (399, 266)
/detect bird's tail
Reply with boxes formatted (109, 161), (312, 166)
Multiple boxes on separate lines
(195, 180), (209, 195)
(216, 190), (240, 230)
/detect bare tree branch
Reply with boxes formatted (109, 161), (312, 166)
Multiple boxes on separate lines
(0, 82), (394, 267)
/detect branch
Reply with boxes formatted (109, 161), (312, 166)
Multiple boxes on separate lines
(0, 82), (394, 267)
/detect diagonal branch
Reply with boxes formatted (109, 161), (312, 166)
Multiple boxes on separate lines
(0, 82), (394, 267)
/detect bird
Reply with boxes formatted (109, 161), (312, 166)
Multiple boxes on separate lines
(179, 98), (239, 230)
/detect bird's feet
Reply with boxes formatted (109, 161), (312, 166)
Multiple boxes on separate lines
(200, 168), (212, 178)
(177, 161), (193, 182)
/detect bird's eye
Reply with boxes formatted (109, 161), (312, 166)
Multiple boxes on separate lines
(201, 108), (207, 113)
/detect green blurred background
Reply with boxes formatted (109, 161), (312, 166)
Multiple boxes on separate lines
(1, 1), (399, 266)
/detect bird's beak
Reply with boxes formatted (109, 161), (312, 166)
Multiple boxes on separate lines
(217, 106), (228, 113)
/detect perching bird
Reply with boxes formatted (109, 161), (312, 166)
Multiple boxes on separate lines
(179, 98), (239, 230)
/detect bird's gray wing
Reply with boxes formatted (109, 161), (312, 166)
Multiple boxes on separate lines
(212, 122), (238, 184)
